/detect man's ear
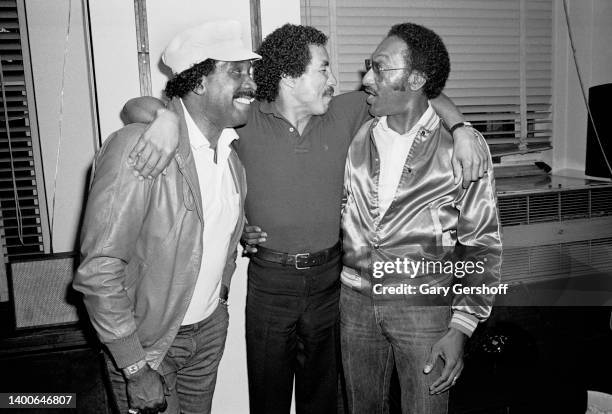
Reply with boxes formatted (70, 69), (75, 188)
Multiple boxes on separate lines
(408, 71), (426, 92)
(193, 77), (207, 95)
(279, 74), (296, 90)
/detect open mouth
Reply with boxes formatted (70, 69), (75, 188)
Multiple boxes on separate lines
(233, 90), (256, 106)
(322, 86), (335, 100)
(365, 88), (377, 104)
(234, 97), (255, 105)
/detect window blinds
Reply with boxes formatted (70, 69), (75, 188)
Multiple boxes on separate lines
(0, 0), (48, 258)
(301, 0), (553, 156)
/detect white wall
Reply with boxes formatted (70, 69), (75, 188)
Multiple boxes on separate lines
(25, 0), (97, 252)
(261, 0), (302, 36)
(88, 0), (140, 141)
(590, 1), (612, 86)
(552, 0), (612, 175)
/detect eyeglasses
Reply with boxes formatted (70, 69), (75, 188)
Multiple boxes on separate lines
(365, 59), (410, 75)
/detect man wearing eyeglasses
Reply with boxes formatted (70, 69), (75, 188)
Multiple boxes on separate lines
(340, 23), (502, 413)
(120, 23), (490, 414)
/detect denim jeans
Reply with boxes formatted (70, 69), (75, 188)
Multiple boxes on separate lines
(246, 255), (341, 414)
(104, 303), (229, 414)
(340, 285), (450, 414)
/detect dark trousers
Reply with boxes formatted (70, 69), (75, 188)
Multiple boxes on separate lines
(246, 255), (341, 414)
(104, 303), (229, 414)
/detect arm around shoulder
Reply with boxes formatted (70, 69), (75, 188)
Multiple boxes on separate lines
(121, 97), (180, 180)
(122, 96), (166, 124)
(431, 93), (489, 187)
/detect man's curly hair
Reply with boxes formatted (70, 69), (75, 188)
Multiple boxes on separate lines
(254, 24), (327, 102)
(387, 23), (450, 99)
(164, 59), (217, 99)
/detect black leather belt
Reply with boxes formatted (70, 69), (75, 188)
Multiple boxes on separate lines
(254, 242), (341, 270)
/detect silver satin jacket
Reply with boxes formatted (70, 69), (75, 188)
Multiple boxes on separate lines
(341, 117), (502, 336)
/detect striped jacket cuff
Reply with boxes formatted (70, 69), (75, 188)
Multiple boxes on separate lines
(449, 311), (479, 337)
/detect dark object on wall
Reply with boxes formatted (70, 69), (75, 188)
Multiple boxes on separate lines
(585, 83), (612, 179)
(535, 161), (552, 173)
(8, 253), (81, 329)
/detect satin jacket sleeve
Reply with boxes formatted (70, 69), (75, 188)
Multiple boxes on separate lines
(449, 134), (503, 337)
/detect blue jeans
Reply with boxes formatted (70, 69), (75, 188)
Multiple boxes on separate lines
(246, 255), (341, 414)
(340, 285), (450, 414)
(104, 303), (229, 414)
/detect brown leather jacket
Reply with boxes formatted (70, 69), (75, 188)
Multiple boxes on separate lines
(74, 99), (246, 370)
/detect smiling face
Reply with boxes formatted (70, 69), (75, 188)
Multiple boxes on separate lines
(201, 60), (257, 128)
(362, 36), (414, 117)
(290, 44), (337, 116)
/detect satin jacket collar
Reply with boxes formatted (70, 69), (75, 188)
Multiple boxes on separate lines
(375, 104), (439, 139)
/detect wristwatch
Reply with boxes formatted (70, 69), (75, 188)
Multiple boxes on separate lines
(450, 121), (473, 133)
(122, 359), (148, 378)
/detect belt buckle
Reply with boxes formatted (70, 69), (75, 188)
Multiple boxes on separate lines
(294, 252), (311, 270)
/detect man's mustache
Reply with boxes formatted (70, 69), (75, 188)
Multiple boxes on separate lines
(233, 90), (256, 99)
(323, 86), (335, 97)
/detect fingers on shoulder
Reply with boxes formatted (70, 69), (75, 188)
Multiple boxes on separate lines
(96, 125), (148, 178)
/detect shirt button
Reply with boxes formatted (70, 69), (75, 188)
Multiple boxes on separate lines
(289, 127), (295, 132)
(373, 243), (380, 249)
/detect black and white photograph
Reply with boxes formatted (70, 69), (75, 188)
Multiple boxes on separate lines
(0, 1), (611, 413)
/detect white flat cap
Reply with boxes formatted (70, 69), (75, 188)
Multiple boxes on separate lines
(162, 20), (261, 74)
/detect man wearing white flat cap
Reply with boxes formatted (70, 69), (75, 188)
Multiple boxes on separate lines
(74, 20), (259, 414)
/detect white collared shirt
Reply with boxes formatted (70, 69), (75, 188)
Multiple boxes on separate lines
(341, 104), (440, 290)
(180, 100), (240, 325)
(373, 105), (439, 218)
